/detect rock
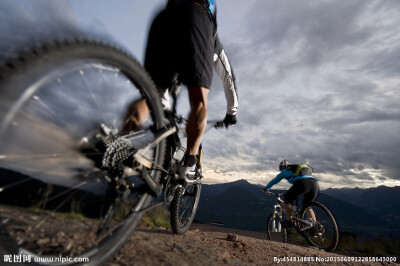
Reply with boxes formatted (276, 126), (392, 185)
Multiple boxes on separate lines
(218, 250), (231, 261)
(64, 239), (73, 251)
(226, 233), (239, 242)
(56, 231), (66, 242)
(37, 238), (50, 245)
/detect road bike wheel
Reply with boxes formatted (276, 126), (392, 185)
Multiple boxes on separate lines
(0, 39), (166, 265)
(298, 201), (339, 252)
(170, 181), (201, 235)
(266, 213), (287, 243)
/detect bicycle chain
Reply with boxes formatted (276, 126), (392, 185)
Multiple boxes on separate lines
(102, 136), (133, 169)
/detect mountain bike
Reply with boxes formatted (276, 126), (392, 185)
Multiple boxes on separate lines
(265, 191), (339, 252)
(0, 39), (225, 265)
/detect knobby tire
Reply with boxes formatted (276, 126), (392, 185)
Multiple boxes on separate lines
(299, 201), (339, 252)
(266, 213), (287, 243)
(0, 38), (166, 265)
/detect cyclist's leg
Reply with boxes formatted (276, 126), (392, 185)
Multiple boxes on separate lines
(123, 98), (150, 131)
(303, 179), (319, 221)
(122, 86), (170, 132)
(306, 207), (317, 222)
(186, 86), (209, 155)
(284, 179), (309, 220)
(284, 204), (293, 221)
(181, 4), (213, 164)
(284, 186), (298, 220)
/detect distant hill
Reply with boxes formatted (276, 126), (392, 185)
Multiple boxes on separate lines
(196, 179), (400, 239)
(196, 185), (270, 231)
(324, 186), (400, 228)
(201, 179), (264, 198)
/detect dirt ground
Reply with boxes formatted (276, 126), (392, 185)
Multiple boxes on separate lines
(107, 224), (389, 266)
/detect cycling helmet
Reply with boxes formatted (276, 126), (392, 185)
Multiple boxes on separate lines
(279, 159), (289, 171)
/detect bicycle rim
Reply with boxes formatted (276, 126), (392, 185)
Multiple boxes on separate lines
(0, 39), (165, 265)
(170, 183), (201, 235)
(266, 213), (287, 243)
(299, 201), (339, 252)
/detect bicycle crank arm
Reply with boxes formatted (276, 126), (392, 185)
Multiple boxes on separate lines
(295, 218), (314, 231)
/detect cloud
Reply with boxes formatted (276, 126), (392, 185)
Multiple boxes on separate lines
(1, 1), (398, 188)
(203, 0), (400, 188)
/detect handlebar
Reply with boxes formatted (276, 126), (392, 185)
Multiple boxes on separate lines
(263, 190), (284, 198)
(167, 114), (228, 129)
(209, 120), (234, 129)
(214, 121), (225, 129)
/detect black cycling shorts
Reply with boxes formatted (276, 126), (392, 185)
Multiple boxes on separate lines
(144, 3), (214, 89)
(284, 178), (319, 205)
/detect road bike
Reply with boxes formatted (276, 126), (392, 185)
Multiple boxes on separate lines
(0, 38), (224, 265)
(265, 191), (339, 252)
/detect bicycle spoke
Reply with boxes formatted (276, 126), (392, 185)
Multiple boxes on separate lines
(0, 153), (86, 162)
(30, 95), (83, 140)
(300, 202), (339, 252)
(179, 195), (193, 225)
(16, 188), (80, 246)
(0, 39), (166, 263)
(0, 177), (31, 192)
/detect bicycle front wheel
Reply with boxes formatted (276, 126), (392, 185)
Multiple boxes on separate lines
(266, 213), (287, 243)
(0, 39), (166, 265)
(170, 182), (201, 235)
(299, 201), (339, 252)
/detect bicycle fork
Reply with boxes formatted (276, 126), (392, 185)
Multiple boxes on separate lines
(272, 204), (284, 232)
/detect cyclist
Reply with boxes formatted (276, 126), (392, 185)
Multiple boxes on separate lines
(158, 34), (238, 125)
(263, 160), (319, 227)
(125, 0), (238, 182)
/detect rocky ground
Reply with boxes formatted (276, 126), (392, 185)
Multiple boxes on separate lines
(108, 224), (390, 266)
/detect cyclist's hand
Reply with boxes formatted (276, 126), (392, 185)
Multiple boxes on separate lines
(223, 114), (237, 128)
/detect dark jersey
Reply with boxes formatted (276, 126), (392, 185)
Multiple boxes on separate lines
(168, 0), (215, 14)
(168, 0), (217, 36)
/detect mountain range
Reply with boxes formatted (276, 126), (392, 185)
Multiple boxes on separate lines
(195, 179), (400, 239)
(2, 167), (399, 239)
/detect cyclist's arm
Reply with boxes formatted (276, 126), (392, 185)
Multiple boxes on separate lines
(265, 169), (293, 190)
(213, 37), (238, 116)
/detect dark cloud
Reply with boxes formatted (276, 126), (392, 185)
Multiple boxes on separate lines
(0, 1), (118, 64)
(206, 0), (400, 187)
(1, 1), (398, 187)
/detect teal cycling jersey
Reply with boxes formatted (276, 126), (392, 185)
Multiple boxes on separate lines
(265, 168), (315, 190)
(207, 0), (215, 14)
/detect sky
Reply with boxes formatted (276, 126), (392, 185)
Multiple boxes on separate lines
(0, 0), (399, 190)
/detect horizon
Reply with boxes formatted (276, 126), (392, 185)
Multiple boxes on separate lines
(202, 177), (400, 191)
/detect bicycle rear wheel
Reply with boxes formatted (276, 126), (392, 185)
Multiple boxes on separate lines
(266, 213), (287, 243)
(0, 39), (166, 265)
(299, 201), (339, 252)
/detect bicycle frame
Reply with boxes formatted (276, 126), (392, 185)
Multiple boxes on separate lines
(268, 192), (322, 233)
